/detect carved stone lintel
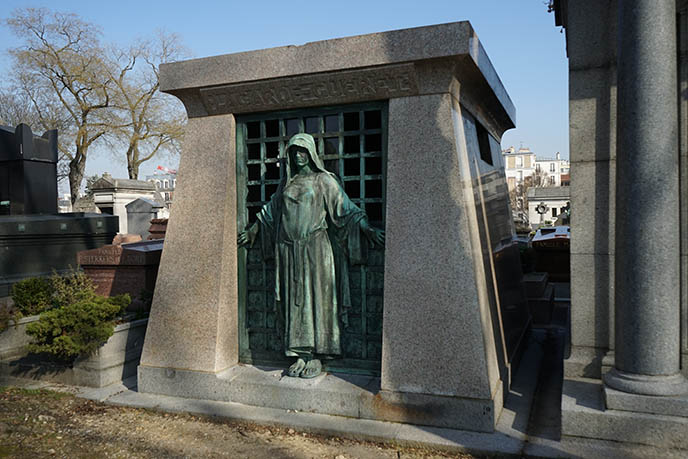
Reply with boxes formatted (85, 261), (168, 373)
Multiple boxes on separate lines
(200, 64), (418, 115)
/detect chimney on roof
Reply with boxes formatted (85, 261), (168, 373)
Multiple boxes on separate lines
(556, 152), (561, 160)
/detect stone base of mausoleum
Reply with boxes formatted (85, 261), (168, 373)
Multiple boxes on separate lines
(138, 364), (502, 433)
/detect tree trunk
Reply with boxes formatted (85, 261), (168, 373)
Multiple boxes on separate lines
(127, 162), (138, 180)
(126, 144), (138, 180)
(68, 148), (87, 205)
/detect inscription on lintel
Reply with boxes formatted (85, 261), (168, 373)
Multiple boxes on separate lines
(200, 64), (418, 114)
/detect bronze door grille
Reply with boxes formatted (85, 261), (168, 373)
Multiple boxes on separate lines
(236, 102), (387, 375)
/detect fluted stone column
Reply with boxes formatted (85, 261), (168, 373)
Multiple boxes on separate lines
(604, 0), (688, 396)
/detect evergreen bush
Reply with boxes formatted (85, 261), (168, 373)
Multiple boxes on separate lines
(50, 269), (96, 308)
(10, 277), (53, 316)
(26, 294), (131, 360)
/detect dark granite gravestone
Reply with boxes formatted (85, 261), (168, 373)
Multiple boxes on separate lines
(0, 124), (118, 297)
(0, 124), (57, 215)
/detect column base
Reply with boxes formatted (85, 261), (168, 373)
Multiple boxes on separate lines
(603, 368), (688, 396)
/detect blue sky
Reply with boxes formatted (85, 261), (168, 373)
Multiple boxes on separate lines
(0, 0), (568, 189)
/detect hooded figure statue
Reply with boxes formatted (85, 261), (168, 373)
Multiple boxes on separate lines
(238, 133), (384, 379)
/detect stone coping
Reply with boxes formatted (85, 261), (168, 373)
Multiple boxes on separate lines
(113, 318), (149, 332)
(159, 21), (514, 125)
(8, 314), (40, 326)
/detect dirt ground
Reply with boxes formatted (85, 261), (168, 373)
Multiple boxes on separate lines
(0, 386), (476, 459)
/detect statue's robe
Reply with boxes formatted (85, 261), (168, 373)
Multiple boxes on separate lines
(257, 171), (366, 357)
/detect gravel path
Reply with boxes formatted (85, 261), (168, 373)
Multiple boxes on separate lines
(0, 386), (475, 459)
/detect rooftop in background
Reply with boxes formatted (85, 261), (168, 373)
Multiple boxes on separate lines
(527, 186), (571, 199)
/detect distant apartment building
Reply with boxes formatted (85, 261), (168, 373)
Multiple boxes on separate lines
(502, 146), (570, 190)
(145, 167), (177, 208)
(503, 146), (536, 190)
(534, 153), (570, 187)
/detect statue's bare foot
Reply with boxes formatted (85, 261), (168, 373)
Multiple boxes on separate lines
(300, 359), (322, 379)
(287, 358), (306, 377)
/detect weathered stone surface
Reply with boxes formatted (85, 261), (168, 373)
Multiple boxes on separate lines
(569, 159), (615, 256)
(566, 0), (617, 71)
(200, 64), (418, 115)
(569, 253), (613, 350)
(138, 364), (500, 432)
(569, 67), (617, 164)
(381, 93), (499, 401)
(562, 377), (688, 449)
(139, 114), (239, 373)
(0, 315), (39, 360)
(2, 318), (147, 388)
(604, 384), (688, 417)
(564, 346), (606, 379)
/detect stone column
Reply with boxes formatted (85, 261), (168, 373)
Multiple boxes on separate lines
(604, 0), (688, 395)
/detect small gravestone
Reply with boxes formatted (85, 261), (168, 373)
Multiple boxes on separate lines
(126, 198), (164, 239)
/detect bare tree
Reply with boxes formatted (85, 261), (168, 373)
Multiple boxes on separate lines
(0, 85), (73, 183)
(108, 32), (187, 180)
(6, 8), (114, 204)
(0, 88), (39, 128)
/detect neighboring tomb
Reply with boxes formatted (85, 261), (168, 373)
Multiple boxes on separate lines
(0, 124), (118, 296)
(90, 173), (166, 234)
(77, 239), (163, 299)
(139, 22), (530, 433)
(126, 198), (165, 240)
(147, 218), (168, 240)
(0, 124), (57, 215)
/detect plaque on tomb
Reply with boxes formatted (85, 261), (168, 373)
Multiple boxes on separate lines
(77, 240), (163, 297)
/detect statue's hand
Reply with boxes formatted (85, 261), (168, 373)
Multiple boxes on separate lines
(360, 219), (385, 247)
(364, 227), (385, 247)
(237, 223), (259, 247)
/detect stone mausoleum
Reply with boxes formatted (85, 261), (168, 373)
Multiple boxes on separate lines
(553, 0), (688, 449)
(138, 22), (531, 433)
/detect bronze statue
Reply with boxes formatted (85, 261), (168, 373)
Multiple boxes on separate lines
(238, 133), (384, 378)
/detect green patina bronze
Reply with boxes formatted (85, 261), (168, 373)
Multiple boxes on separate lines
(239, 133), (384, 378)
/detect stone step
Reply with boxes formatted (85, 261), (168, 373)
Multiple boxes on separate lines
(562, 377), (688, 450)
(523, 272), (549, 298)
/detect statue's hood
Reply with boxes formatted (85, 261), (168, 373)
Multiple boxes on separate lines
(284, 133), (328, 177)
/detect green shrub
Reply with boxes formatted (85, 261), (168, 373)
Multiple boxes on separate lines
(50, 269), (96, 308)
(0, 305), (21, 332)
(10, 277), (53, 316)
(26, 294), (131, 360)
